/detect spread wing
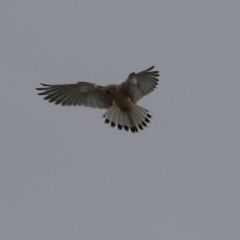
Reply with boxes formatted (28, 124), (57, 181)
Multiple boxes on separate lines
(120, 66), (159, 103)
(36, 82), (112, 109)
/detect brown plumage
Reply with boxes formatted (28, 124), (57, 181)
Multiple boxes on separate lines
(36, 66), (159, 133)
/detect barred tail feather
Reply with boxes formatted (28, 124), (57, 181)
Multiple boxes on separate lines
(103, 104), (151, 133)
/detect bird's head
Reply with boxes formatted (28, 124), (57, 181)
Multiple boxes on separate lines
(103, 84), (118, 97)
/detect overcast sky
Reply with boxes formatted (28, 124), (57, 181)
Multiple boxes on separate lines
(1, 1), (240, 239)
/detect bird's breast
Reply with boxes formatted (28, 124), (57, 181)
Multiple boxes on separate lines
(111, 90), (132, 111)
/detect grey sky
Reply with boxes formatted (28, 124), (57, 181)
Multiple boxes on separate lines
(1, 1), (240, 239)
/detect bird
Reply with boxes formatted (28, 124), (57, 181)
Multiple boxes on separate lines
(36, 66), (159, 133)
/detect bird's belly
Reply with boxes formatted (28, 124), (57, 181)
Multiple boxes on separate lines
(112, 94), (132, 111)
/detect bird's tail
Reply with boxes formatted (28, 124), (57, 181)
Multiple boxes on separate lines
(103, 104), (151, 133)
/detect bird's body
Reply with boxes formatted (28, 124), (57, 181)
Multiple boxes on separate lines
(36, 66), (159, 133)
(103, 84), (130, 111)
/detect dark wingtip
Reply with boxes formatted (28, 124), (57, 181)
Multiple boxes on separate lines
(145, 118), (150, 123)
(147, 114), (152, 118)
(36, 83), (51, 90)
(124, 125), (129, 131)
(111, 122), (116, 128)
(138, 124), (144, 130)
(118, 124), (123, 130)
(143, 66), (155, 72)
(36, 88), (47, 91)
(130, 127), (138, 133)
(142, 121), (147, 127)
(105, 119), (110, 124)
(148, 66), (155, 71)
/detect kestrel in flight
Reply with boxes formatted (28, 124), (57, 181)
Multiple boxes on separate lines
(36, 66), (159, 133)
